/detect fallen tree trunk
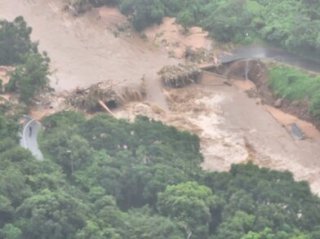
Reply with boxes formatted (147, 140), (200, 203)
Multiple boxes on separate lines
(98, 100), (116, 117)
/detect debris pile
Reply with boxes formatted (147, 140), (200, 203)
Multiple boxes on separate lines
(184, 47), (214, 63)
(158, 64), (202, 88)
(66, 81), (146, 112)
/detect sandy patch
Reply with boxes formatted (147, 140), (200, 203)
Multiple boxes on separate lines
(98, 7), (127, 27)
(265, 105), (320, 140)
(144, 17), (212, 58)
(232, 78), (256, 91)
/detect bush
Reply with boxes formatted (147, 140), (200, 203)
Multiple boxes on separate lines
(0, 17), (36, 65)
(269, 65), (320, 122)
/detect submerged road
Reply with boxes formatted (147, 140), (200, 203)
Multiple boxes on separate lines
(20, 117), (43, 161)
(219, 45), (320, 73)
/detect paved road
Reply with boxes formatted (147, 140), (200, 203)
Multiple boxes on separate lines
(219, 45), (320, 73)
(20, 117), (44, 160)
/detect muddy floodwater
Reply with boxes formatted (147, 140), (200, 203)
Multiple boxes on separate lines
(0, 0), (176, 109)
(2, 0), (320, 194)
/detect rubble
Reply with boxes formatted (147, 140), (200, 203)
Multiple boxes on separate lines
(184, 47), (214, 63)
(158, 64), (202, 88)
(66, 80), (146, 112)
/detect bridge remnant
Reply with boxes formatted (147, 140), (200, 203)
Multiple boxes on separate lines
(158, 64), (202, 88)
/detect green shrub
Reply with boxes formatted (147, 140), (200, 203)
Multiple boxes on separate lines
(269, 65), (320, 121)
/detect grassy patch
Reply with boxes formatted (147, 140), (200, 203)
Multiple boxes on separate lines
(268, 66), (320, 120)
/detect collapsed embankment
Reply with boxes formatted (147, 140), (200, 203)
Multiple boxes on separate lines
(218, 59), (320, 135)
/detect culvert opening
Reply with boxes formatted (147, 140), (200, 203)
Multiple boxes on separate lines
(106, 100), (118, 109)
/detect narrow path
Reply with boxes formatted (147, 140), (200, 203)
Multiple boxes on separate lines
(20, 117), (43, 160)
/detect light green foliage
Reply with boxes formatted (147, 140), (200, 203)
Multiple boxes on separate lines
(202, 0), (252, 42)
(158, 181), (218, 238)
(215, 211), (255, 239)
(269, 66), (320, 120)
(0, 224), (22, 239)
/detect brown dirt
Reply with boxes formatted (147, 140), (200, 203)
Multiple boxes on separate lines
(264, 106), (320, 140)
(144, 17), (213, 59)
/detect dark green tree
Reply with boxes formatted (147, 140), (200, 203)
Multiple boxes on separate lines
(0, 16), (36, 65)
(158, 181), (218, 239)
(16, 189), (87, 239)
(7, 52), (50, 103)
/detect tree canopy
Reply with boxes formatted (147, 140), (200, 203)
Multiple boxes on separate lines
(0, 109), (319, 238)
(0, 17), (50, 104)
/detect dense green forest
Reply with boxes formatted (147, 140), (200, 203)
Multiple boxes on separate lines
(2, 11), (320, 239)
(74, 0), (320, 59)
(1, 109), (320, 239)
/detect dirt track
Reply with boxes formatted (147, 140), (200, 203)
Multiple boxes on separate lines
(2, 0), (320, 194)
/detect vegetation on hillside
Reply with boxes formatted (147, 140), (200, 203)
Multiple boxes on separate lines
(72, 0), (320, 59)
(269, 66), (320, 120)
(1, 110), (320, 238)
(0, 17), (50, 103)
